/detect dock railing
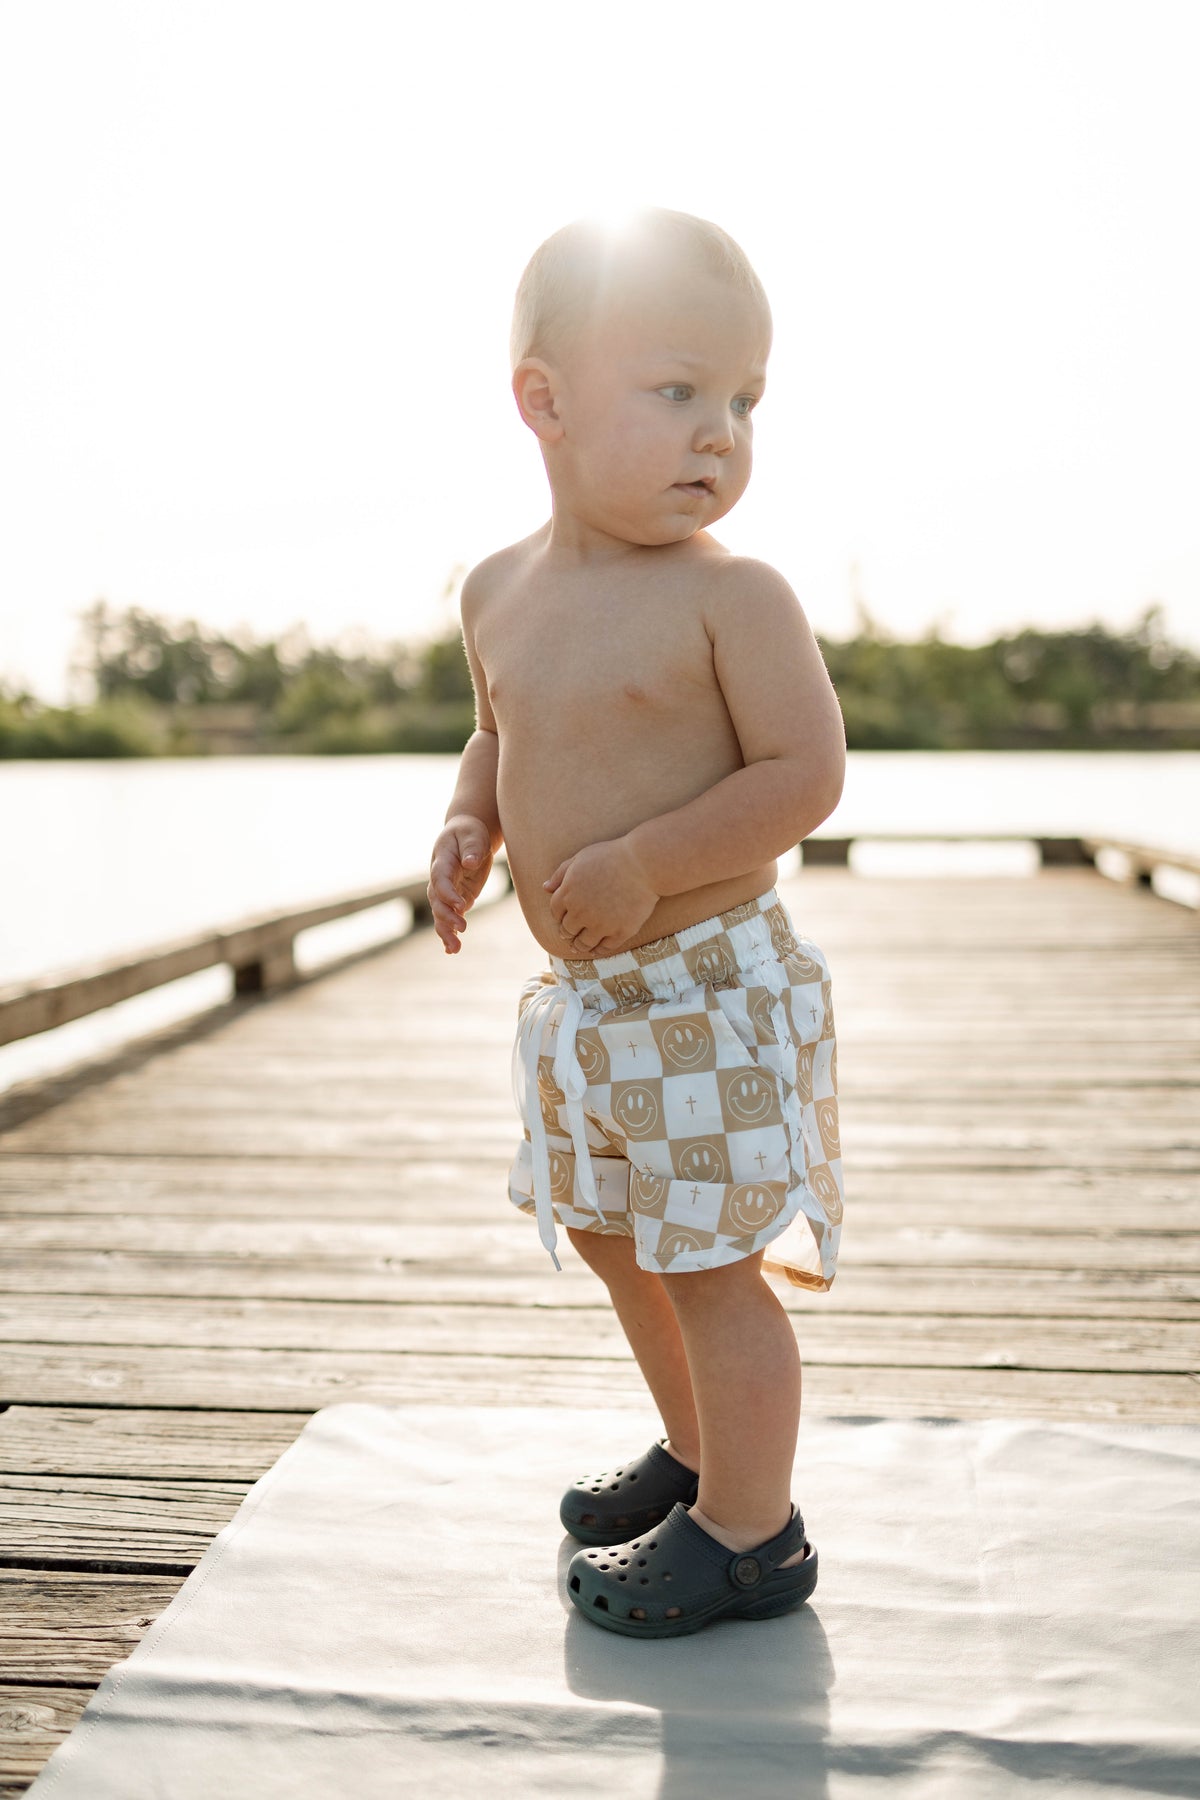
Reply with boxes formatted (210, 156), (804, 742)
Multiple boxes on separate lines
(0, 836), (1194, 1050)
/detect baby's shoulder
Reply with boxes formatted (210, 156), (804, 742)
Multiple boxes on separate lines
(693, 548), (805, 629)
(460, 530), (547, 623)
(460, 542), (524, 622)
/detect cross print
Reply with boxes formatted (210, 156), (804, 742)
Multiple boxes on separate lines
(808, 1004), (819, 1025)
(642, 1163), (653, 1177)
(627, 1041), (638, 1058)
(549, 1017), (559, 1037)
(685, 1094), (697, 1114)
(755, 1151), (768, 1170)
(595, 1172), (605, 1192)
(690, 1185), (702, 1203)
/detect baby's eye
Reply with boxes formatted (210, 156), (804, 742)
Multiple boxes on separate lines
(732, 395), (758, 418)
(659, 384), (693, 402)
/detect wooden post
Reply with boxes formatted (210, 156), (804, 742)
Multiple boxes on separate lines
(802, 837), (852, 866)
(233, 942), (298, 994)
(1035, 837), (1095, 867)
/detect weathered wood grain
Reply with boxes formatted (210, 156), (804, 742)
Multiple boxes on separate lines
(0, 1687), (95, 1796)
(0, 1570), (178, 1675)
(4, 1213), (1196, 1269)
(0, 1475), (249, 1571)
(1, 1294), (1196, 1372)
(1, 1252), (1195, 1315)
(0, 1407), (304, 1480)
(4, 1161), (1198, 1226)
(2, 1344), (1196, 1414)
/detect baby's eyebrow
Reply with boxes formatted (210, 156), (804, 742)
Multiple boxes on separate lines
(651, 351), (768, 383)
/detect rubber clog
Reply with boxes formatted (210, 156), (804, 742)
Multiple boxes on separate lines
(566, 1500), (817, 1638)
(560, 1440), (700, 1547)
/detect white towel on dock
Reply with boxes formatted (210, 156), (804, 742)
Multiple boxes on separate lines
(27, 1405), (1200, 1799)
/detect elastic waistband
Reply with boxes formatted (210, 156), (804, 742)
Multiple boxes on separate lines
(550, 889), (794, 1006)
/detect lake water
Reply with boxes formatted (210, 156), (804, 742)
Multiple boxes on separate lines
(1, 750), (1196, 1092)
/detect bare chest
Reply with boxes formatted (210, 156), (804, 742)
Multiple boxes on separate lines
(480, 592), (722, 730)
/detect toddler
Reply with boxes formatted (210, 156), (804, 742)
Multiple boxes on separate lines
(428, 209), (846, 1637)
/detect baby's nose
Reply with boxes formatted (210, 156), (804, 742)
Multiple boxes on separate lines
(693, 412), (735, 455)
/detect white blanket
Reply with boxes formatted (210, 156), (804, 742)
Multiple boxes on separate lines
(29, 1405), (1200, 1798)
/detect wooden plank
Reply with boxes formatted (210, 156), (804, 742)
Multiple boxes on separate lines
(3, 1214), (1197, 1269)
(0, 1362), (1192, 1428)
(0, 1686), (95, 1796)
(4, 1159), (1197, 1222)
(3, 1342), (1197, 1412)
(1, 1253), (1194, 1316)
(0, 1407), (302, 1480)
(0, 1475), (248, 1571)
(1, 1294), (1196, 1372)
(0, 1570), (180, 1675)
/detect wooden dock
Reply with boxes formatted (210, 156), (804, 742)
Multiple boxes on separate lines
(2, 866), (1198, 1793)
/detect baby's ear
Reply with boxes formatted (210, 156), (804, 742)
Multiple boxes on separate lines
(512, 359), (564, 442)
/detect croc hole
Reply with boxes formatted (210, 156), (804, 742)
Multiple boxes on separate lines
(594, 1596), (609, 1612)
(618, 1575), (627, 1582)
(637, 1558), (647, 1566)
(569, 1576), (580, 1592)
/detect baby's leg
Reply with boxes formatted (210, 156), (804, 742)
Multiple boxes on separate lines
(566, 1228), (700, 1469)
(659, 1253), (805, 1565)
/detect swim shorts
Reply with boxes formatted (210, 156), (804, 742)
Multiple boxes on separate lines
(508, 889), (843, 1289)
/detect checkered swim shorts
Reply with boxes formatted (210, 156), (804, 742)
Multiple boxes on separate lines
(508, 890), (843, 1289)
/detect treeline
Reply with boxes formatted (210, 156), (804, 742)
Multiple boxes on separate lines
(1, 600), (1197, 757)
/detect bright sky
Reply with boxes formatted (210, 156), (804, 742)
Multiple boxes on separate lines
(2, 0), (1198, 703)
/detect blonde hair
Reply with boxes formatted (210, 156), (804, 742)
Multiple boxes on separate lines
(510, 208), (771, 370)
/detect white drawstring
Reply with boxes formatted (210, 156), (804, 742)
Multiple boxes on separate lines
(512, 980), (604, 1270)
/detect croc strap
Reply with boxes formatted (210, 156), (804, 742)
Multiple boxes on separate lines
(659, 1500), (808, 1591)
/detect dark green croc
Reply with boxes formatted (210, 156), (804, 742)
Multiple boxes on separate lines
(560, 1440), (700, 1547)
(566, 1500), (817, 1638)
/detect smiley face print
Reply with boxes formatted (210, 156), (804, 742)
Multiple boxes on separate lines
(675, 1140), (727, 1184)
(815, 1097), (841, 1158)
(574, 1028), (609, 1084)
(718, 1067), (780, 1128)
(658, 1230), (704, 1260)
(629, 1169), (671, 1216)
(808, 1161), (843, 1223)
(726, 1184), (781, 1234)
(794, 1042), (815, 1105)
(689, 941), (737, 987)
(784, 947), (824, 983)
(654, 1016), (714, 1072)
(612, 1082), (661, 1140)
(547, 1150), (573, 1198)
(748, 986), (777, 1045)
(609, 970), (651, 1010)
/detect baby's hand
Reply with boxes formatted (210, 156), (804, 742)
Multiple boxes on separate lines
(428, 816), (494, 954)
(545, 838), (659, 956)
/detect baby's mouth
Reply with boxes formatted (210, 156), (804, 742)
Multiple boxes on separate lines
(674, 480), (715, 498)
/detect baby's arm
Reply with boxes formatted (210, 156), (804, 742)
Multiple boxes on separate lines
(427, 575), (504, 955)
(546, 561), (845, 952)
